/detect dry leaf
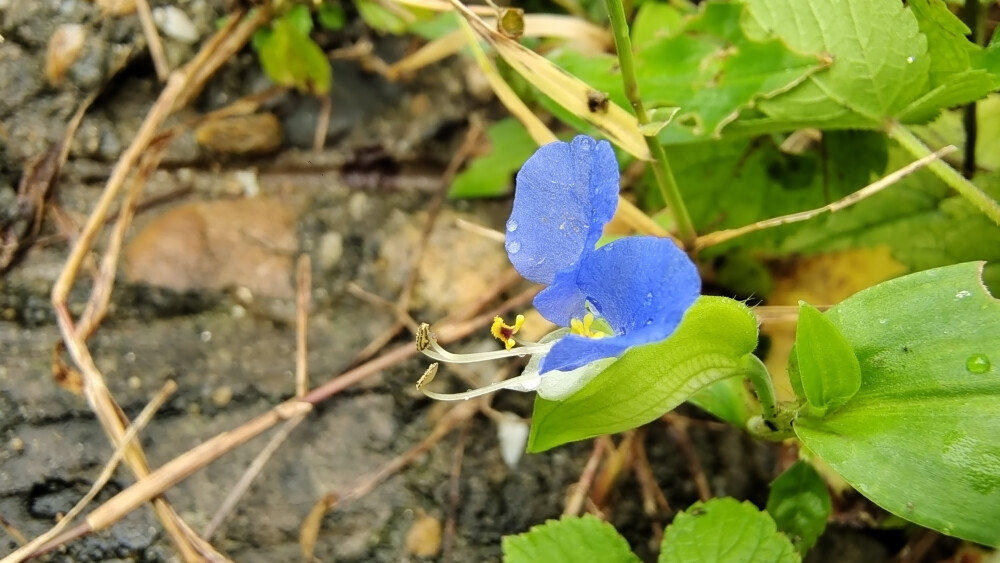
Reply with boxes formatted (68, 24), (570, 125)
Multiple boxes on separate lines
(194, 113), (284, 155)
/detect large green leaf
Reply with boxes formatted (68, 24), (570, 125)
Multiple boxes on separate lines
(544, 1), (826, 143)
(766, 461), (831, 554)
(659, 498), (799, 563)
(743, 0), (999, 127)
(743, 0), (930, 127)
(502, 515), (640, 563)
(527, 296), (758, 452)
(794, 262), (1000, 546)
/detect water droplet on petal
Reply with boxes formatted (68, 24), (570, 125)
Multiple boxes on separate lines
(506, 220), (518, 232)
(645, 318), (653, 325)
(966, 354), (991, 374)
(506, 241), (521, 254)
(644, 292), (653, 305)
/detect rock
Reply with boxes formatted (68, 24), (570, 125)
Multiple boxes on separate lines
(317, 232), (344, 271)
(404, 511), (442, 557)
(45, 24), (87, 86)
(194, 113), (284, 155)
(123, 198), (298, 299)
(152, 6), (200, 44)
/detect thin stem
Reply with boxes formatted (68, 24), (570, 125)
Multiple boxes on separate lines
(421, 339), (553, 364)
(604, 0), (697, 248)
(960, 0), (981, 178)
(888, 121), (1000, 225)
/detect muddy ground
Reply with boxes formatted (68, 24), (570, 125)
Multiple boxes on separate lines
(0, 1), (916, 561)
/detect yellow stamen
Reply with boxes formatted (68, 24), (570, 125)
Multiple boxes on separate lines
(491, 314), (525, 350)
(569, 312), (608, 339)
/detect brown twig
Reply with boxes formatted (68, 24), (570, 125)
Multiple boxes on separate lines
(296, 254), (312, 398)
(313, 95), (332, 152)
(0, 514), (28, 546)
(664, 417), (711, 502)
(134, 0), (170, 80)
(563, 437), (609, 517)
(632, 427), (670, 517)
(591, 432), (635, 509)
(3, 381), (177, 563)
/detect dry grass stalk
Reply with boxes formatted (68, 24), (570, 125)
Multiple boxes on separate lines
(631, 427), (670, 517)
(664, 417), (712, 502)
(2, 382), (177, 563)
(590, 432), (636, 509)
(694, 145), (957, 250)
(563, 437), (609, 517)
(45, 9), (269, 560)
(296, 254), (312, 398)
(134, 0), (170, 80)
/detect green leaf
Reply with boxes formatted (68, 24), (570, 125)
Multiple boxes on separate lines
(794, 262), (1000, 546)
(318, 2), (346, 30)
(659, 498), (799, 563)
(449, 119), (536, 199)
(544, 1), (826, 143)
(793, 302), (862, 413)
(766, 461), (831, 554)
(743, 0), (930, 127)
(631, 2), (684, 48)
(355, 0), (408, 34)
(255, 15), (332, 95)
(688, 375), (760, 429)
(502, 515), (640, 563)
(780, 154), (1000, 274)
(909, 0), (972, 83)
(527, 296), (758, 452)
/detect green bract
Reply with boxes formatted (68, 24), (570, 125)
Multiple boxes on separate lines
(794, 262), (1000, 546)
(793, 301), (862, 415)
(528, 296), (758, 452)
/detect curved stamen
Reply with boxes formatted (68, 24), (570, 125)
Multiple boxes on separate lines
(418, 371), (542, 401)
(420, 339), (554, 364)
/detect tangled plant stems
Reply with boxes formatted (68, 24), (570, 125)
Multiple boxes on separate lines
(417, 136), (700, 401)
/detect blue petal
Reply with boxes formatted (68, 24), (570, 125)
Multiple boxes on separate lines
(539, 236), (701, 373)
(531, 267), (587, 326)
(505, 136), (619, 285)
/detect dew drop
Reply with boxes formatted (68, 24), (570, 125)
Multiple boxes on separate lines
(879, 318), (888, 325)
(955, 290), (971, 299)
(906, 55), (915, 64)
(506, 241), (521, 254)
(506, 220), (518, 232)
(966, 354), (991, 374)
(644, 292), (653, 306)
(645, 318), (653, 326)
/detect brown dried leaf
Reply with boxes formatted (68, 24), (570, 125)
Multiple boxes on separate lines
(194, 113), (284, 155)
(299, 493), (337, 562)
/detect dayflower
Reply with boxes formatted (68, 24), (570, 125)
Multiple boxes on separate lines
(418, 135), (700, 401)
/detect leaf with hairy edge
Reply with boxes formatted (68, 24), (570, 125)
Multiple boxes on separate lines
(659, 498), (799, 563)
(528, 296), (758, 452)
(794, 262), (1000, 546)
(502, 515), (640, 563)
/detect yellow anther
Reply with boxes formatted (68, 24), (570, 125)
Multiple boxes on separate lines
(569, 313), (608, 339)
(491, 314), (526, 350)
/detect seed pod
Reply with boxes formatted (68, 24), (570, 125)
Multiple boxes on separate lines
(46, 24), (87, 86)
(498, 8), (525, 39)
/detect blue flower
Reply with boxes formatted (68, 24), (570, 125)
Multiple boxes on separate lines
(417, 135), (701, 401)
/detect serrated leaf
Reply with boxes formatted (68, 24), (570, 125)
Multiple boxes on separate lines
(449, 118), (536, 199)
(794, 262), (1000, 546)
(744, 0), (930, 127)
(794, 302), (862, 413)
(910, 0), (972, 83)
(502, 514), (640, 563)
(547, 1), (825, 142)
(659, 498), (799, 563)
(766, 461), (831, 554)
(528, 296), (758, 452)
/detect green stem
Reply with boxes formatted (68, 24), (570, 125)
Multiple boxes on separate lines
(604, 0), (697, 248)
(888, 121), (1000, 226)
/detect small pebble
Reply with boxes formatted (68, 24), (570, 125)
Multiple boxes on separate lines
(211, 386), (233, 407)
(45, 24), (86, 86)
(10, 437), (24, 453)
(128, 376), (142, 390)
(318, 232), (344, 270)
(404, 511), (442, 557)
(153, 6), (200, 44)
